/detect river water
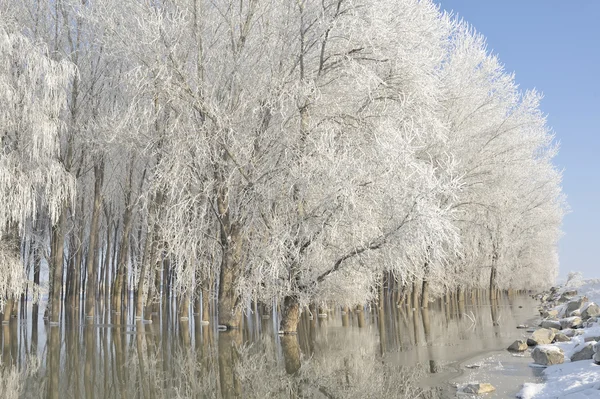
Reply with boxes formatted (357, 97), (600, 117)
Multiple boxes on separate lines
(0, 294), (542, 398)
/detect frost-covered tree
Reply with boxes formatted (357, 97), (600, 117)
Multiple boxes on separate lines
(439, 22), (565, 295)
(0, 15), (75, 314)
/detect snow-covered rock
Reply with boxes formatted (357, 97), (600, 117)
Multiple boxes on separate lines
(559, 316), (582, 329)
(582, 302), (600, 319)
(532, 345), (564, 366)
(540, 320), (561, 330)
(569, 342), (595, 362)
(565, 298), (586, 314)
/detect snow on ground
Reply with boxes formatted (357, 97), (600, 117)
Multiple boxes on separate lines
(519, 360), (600, 398)
(517, 278), (600, 399)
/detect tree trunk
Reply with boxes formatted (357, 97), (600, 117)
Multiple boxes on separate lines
(202, 285), (210, 323)
(279, 295), (300, 334)
(411, 280), (419, 310)
(179, 292), (190, 320)
(489, 251), (498, 300)
(50, 206), (67, 324)
(113, 159), (134, 313)
(85, 162), (104, 319)
(217, 198), (243, 328)
(421, 279), (430, 308)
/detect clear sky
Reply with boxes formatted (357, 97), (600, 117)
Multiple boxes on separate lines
(435, 1), (600, 279)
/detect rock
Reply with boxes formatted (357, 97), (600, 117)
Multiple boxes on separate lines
(516, 324), (529, 329)
(529, 328), (555, 345)
(563, 328), (584, 337)
(595, 350), (600, 365)
(569, 309), (581, 317)
(527, 338), (537, 346)
(532, 345), (564, 366)
(571, 342), (596, 362)
(566, 298), (586, 314)
(553, 333), (571, 342)
(463, 383), (496, 394)
(557, 294), (571, 303)
(563, 290), (578, 297)
(542, 309), (559, 318)
(584, 336), (600, 343)
(508, 340), (528, 352)
(582, 303), (600, 319)
(560, 316), (583, 329)
(540, 320), (562, 330)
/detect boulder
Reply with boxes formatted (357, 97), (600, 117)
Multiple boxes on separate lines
(557, 295), (571, 303)
(563, 290), (578, 297)
(508, 340), (528, 352)
(463, 383), (496, 394)
(569, 309), (582, 317)
(563, 328), (584, 337)
(571, 342), (596, 362)
(582, 303), (600, 319)
(560, 316), (583, 329)
(529, 328), (555, 345)
(584, 336), (600, 343)
(542, 309), (559, 318)
(540, 320), (562, 330)
(553, 333), (571, 342)
(532, 345), (564, 366)
(566, 298), (586, 314)
(595, 350), (600, 365)
(527, 338), (537, 347)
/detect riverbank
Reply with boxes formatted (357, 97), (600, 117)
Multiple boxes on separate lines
(516, 278), (600, 398)
(442, 312), (544, 398)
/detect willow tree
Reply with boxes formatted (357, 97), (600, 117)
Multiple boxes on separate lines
(0, 17), (75, 318)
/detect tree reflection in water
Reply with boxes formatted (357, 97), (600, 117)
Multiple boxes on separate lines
(0, 294), (537, 398)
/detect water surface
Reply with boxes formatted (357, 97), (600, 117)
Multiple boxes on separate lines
(0, 294), (541, 398)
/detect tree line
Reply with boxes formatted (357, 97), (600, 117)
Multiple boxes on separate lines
(0, 0), (565, 333)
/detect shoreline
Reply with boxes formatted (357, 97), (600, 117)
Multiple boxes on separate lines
(435, 304), (545, 397)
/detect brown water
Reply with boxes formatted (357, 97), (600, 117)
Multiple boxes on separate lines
(0, 294), (542, 398)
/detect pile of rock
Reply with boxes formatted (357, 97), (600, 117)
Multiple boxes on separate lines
(509, 290), (600, 366)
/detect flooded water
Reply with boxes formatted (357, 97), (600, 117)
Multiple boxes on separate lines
(0, 294), (542, 398)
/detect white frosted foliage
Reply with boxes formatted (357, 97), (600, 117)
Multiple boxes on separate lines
(0, 18), (75, 307)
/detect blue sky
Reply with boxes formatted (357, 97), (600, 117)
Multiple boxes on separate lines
(435, 1), (600, 279)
